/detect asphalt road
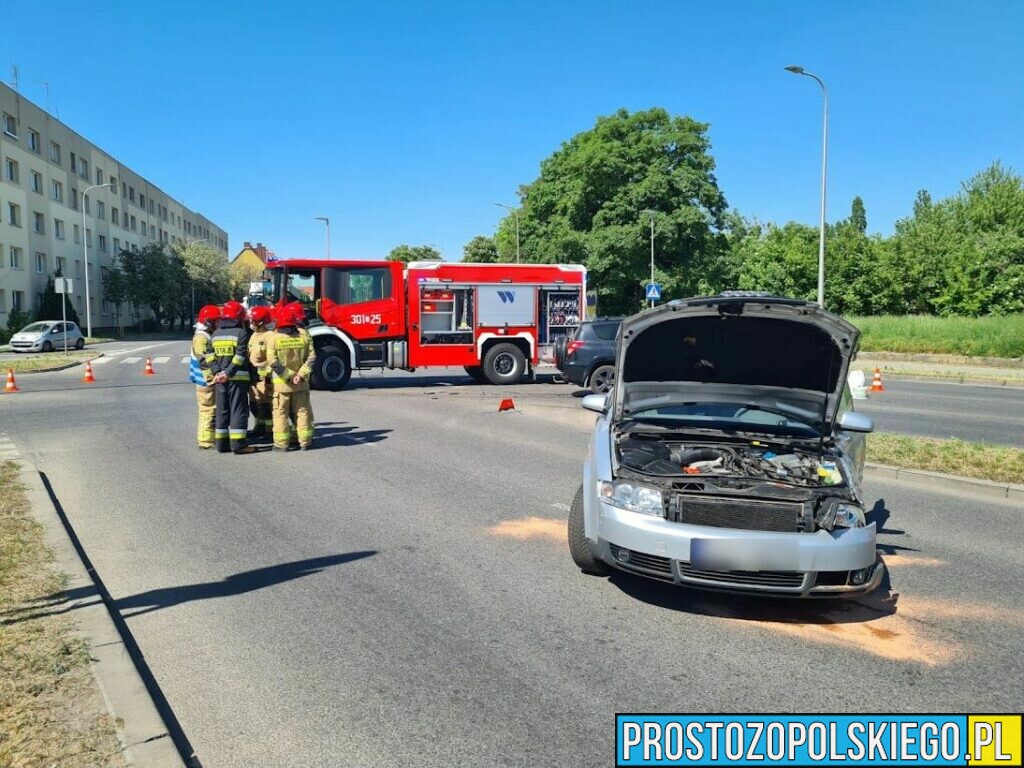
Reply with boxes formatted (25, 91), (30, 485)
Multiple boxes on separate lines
(1, 345), (1022, 768)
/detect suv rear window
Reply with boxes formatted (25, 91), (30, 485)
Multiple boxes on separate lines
(591, 322), (621, 341)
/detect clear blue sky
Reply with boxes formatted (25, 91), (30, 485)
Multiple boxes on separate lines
(5, 0), (1022, 261)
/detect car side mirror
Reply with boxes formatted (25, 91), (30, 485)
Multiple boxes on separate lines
(838, 410), (873, 433)
(581, 393), (608, 414)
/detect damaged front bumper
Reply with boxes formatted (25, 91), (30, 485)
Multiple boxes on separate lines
(592, 500), (883, 597)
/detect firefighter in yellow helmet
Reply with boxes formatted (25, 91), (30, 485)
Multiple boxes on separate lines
(267, 304), (316, 451)
(246, 305), (275, 440)
(190, 305), (221, 449)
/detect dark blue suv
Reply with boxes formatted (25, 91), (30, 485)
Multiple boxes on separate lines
(554, 317), (623, 393)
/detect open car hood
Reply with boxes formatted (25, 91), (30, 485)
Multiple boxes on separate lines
(612, 295), (860, 436)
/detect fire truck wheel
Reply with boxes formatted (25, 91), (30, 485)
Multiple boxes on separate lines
(311, 344), (351, 391)
(464, 365), (488, 383)
(482, 343), (526, 385)
(568, 485), (609, 575)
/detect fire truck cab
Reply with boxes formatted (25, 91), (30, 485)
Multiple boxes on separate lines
(262, 259), (586, 390)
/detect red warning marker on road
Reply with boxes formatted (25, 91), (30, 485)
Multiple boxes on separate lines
(498, 398), (515, 412)
(870, 368), (885, 392)
(82, 361), (96, 384)
(144, 356), (155, 376)
(4, 369), (19, 393)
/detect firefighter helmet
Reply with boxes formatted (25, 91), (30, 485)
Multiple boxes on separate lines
(197, 305), (221, 324)
(249, 305), (273, 327)
(221, 300), (245, 321)
(288, 302), (308, 325)
(274, 304), (297, 328)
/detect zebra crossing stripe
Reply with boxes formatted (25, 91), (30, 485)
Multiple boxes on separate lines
(90, 357), (112, 364)
(180, 356), (190, 364)
(121, 357), (142, 364)
(153, 356), (170, 364)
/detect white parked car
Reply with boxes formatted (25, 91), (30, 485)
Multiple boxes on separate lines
(9, 321), (86, 352)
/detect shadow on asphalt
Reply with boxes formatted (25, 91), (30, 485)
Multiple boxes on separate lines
(310, 422), (392, 449)
(343, 373), (564, 391)
(2, 552), (377, 624)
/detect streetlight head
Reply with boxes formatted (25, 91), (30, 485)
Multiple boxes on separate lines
(785, 65), (805, 74)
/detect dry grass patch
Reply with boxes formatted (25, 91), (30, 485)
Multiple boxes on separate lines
(3, 351), (98, 374)
(0, 461), (126, 767)
(867, 433), (1024, 485)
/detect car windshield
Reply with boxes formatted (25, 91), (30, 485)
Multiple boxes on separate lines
(20, 323), (52, 333)
(630, 402), (819, 436)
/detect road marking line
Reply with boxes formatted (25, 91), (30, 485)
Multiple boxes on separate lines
(105, 342), (181, 357)
(90, 357), (112, 364)
(181, 356), (190, 364)
(121, 357), (142, 364)
(153, 356), (170, 364)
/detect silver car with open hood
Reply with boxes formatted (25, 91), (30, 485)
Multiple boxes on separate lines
(568, 292), (883, 597)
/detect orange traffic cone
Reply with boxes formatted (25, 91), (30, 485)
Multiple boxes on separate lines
(143, 357), (155, 376)
(4, 369), (18, 393)
(870, 368), (885, 392)
(82, 361), (96, 384)
(498, 398), (515, 412)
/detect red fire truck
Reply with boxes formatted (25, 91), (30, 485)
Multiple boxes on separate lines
(260, 258), (587, 390)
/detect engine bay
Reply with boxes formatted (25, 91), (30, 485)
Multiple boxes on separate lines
(616, 433), (845, 488)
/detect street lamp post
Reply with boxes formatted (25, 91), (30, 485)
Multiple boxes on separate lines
(82, 182), (115, 338)
(494, 203), (520, 263)
(785, 65), (829, 308)
(314, 217), (331, 260)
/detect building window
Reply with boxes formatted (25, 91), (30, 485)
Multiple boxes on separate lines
(54, 219), (65, 239)
(128, 186), (135, 203)
(4, 157), (17, 183)
(130, 215), (136, 231)
(121, 181), (126, 197)
(97, 201), (105, 219)
(7, 202), (21, 227)
(109, 175), (116, 190)
(51, 180), (63, 202)
(30, 170), (42, 193)
(86, 229), (93, 247)
(56, 256), (66, 274)
(112, 238), (119, 254)
(35, 252), (46, 273)
(49, 141), (61, 164)
(2, 112), (16, 138)
(12, 290), (25, 312)
(33, 211), (45, 234)
(98, 234), (107, 251)
(9, 246), (23, 269)
(96, 168), (103, 185)
(149, 199), (155, 214)
(71, 188), (79, 210)
(79, 158), (89, 179)
(111, 206), (119, 226)
(70, 152), (77, 174)
(139, 193), (145, 209)
(28, 129), (40, 153)
(74, 224), (80, 244)
(84, 195), (91, 215)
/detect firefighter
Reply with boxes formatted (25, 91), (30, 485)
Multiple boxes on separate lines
(191, 305), (221, 449)
(267, 303), (316, 451)
(285, 300), (316, 435)
(246, 305), (275, 440)
(209, 300), (254, 454)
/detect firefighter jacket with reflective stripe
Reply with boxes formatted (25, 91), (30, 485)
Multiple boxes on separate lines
(248, 329), (273, 380)
(209, 320), (252, 382)
(190, 328), (214, 387)
(267, 328), (316, 393)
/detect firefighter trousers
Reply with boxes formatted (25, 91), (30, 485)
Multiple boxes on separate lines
(215, 381), (250, 452)
(196, 386), (216, 448)
(249, 378), (273, 437)
(272, 389), (314, 449)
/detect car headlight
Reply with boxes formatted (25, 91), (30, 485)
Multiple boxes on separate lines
(818, 501), (866, 530)
(598, 480), (664, 517)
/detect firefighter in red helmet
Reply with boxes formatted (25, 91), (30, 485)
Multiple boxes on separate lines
(191, 305), (221, 449)
(267, 303), (316, 451)
(209, 300), (254, 453)
(246, 305), (275, 440)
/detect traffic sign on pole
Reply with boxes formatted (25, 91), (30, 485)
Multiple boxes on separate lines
(645, 283), (662, 301)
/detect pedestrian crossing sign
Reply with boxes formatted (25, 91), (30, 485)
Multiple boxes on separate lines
(646, 283), (662, 301)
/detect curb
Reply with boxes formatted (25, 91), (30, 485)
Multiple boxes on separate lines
(18, 461), (189, 767)
(859, 350), (1024, 369)
(5, 352), (104, 375)
(864, 462), (1024, 503)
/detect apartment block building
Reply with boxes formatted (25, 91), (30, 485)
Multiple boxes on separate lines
(0, 82), (228, 328)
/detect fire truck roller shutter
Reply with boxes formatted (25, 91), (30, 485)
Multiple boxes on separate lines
(478, 285), (537, 327)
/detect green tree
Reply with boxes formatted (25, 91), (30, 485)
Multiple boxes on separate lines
(495, 107), (728, 313)
(36, 274), (81, 325)
(102, 261), (129, 329)
(387, 244), (442, 264)
(462, 235), (499, 263)
(175, 240), (230, 317)
(850, 196), (867, 235)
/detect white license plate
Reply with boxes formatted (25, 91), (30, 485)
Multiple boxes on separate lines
(690, 538), (799, 571)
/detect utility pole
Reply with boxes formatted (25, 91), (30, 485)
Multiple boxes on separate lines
(785, 65), (829, 308)
(314, 217), (331, 260)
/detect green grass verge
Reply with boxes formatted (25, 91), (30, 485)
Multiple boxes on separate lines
(850, 314), (1024, 358)
(3, 351), (98, 374)
(0, 462), (126, 767)
(867, 433), (1024, 485)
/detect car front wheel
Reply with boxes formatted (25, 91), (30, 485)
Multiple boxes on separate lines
(588, 364), (615, 394)
(75, 338), (85, 349)
(568, 485), (609, 575)
(42, 341), (53, 352)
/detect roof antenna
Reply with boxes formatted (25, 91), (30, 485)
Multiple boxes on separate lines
(36, 80), (50, 112)
(8, 65), (18, 93)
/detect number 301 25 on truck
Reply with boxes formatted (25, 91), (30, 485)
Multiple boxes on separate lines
(259, 258), (587, 390)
